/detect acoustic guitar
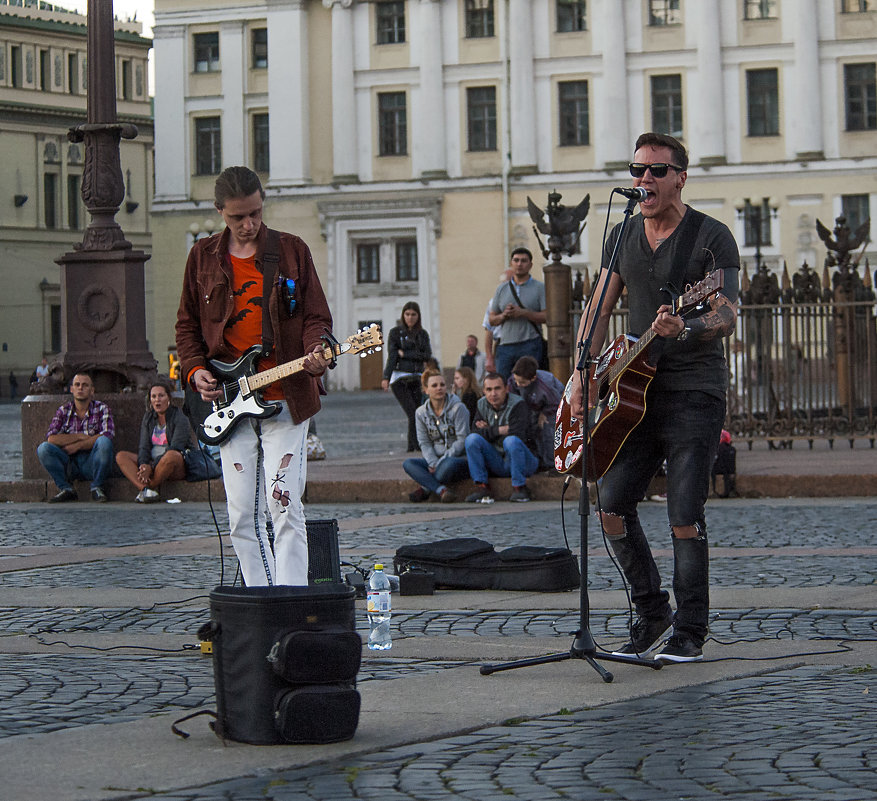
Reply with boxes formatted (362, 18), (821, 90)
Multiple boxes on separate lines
(554, 271), (725, 480)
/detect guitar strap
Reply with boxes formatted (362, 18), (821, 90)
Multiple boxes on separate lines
(261, 228), (281, 356)
(666, 208), (706, 296)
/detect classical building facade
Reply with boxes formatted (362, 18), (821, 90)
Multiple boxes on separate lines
(151, 0), (877, 390)
(0, 0), (153, 392)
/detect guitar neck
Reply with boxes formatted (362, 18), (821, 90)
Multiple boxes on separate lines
(246, 345), (337, 390)
(604, 328), (657, 384)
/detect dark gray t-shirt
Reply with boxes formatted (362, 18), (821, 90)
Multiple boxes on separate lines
(602, 206), (739, 399)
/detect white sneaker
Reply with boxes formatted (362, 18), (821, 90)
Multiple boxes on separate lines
(135, 488), (160, 504)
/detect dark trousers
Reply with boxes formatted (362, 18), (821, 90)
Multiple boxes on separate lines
(391, 377), (422, 451)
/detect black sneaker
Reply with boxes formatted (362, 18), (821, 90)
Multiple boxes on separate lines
(508, 485), (531, 502)
(654, 632), (703, 663)
(48, 488), (77, 503)
(408, 487), (430, 503)
(90, 487), (108, 503)
(465, 484), (491, 503)
(611, 613), (674, 657)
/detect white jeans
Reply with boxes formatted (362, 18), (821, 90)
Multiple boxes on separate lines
(219, 406), (309, 586)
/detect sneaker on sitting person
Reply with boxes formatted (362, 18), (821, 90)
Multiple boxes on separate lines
(653, 631), (703, 663)
(135, 488), (160, 504)
(611, 612), (674, 657)
(465, 483), (491, 503)
(90, 487), (108, 503)
(508, 485), (531, 502)
(438, 487), (456, 503)
(408, 487), (430, 503)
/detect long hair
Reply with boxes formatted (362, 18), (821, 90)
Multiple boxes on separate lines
(454, 366), (481, 398)
(145, 376), (176, 410)
(398, 300), (422, 332)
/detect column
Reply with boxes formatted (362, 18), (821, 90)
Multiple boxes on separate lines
(325, 0), (358, 181)
(418, 0), (447, 178)
(152, 24), (187, 201)
(692, 0), (726, 165)
(267, 0), (310, 186)
(791, 0), (824, 160)
(595, 0), (629, 169)
(509, 0), (537, 172)
(220, 21), (246, 167)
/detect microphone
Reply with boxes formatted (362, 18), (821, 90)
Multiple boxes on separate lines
(614, 186), (648, 201)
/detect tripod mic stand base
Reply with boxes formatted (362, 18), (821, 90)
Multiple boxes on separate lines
(480, 644), (663, 681)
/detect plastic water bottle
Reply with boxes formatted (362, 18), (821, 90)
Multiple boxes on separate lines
(367, 564), (392, 651)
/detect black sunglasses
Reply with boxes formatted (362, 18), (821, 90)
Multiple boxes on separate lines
(628, 162), (683, 179)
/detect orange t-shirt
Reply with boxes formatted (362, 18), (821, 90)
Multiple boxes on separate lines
(225, 254), (284, 401)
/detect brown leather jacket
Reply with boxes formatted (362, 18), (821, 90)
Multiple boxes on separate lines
(175, 223), (332, 424)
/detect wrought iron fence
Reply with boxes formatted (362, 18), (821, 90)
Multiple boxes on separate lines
(569, 266), (877, 448)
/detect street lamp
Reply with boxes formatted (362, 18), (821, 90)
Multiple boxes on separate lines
(735, 197), (778, 271)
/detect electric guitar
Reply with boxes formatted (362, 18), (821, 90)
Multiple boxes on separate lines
(554, 271), (725, 480)
(198, 325), (383, 446)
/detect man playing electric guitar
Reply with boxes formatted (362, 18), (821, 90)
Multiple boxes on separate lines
(568, 133), (739, 663)
(176, 166), (332, 587)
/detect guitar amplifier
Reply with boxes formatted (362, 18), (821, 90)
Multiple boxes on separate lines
(307, 518), (341, 585)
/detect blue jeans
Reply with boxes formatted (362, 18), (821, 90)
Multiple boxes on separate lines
(494, 336), (543, 380)
(403, 455), (469, 494)
(465, 433), (539, 487)
(37, 435), (114, 491)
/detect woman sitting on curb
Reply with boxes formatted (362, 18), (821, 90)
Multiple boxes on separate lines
(115, 378), (192, 503)
(403, 368), (470, 503)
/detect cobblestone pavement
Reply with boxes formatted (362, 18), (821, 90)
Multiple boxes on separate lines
(110, 665), (877, 801)
(1, 397), (876, 801)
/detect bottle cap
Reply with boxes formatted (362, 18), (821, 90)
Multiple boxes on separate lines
(374, 563), (384, 570)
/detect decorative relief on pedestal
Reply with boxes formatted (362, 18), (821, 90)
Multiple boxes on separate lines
(77, 283), (120, 334)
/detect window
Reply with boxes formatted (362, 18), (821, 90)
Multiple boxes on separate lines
(378, 92), (407, 156)
(746, 68), (779, 136)
(194, 33), (220, 73)
(744, 0), (777, 19)
(465, 0), (495, 38)
(467, 86), (497, 151)
(67, 53), (78, 94)
(842, 0), (872, 11)
(252, 28), (267, 69)
(651, 74), (683, 138)
(841, 194), (870, 232)
(195, 116), (222, 175)
(844, 63), (877, 131)
(253, 113), (269, 172)
(649, 0), (680, 26)
(376, 1), (405, 45)
(559, 81), (589, 146)
(356, 244), (380, 283)
(67, 175), (80, 229)
(121, 59), (132, 100)
(395, 240), (418, 281)
(44, 173), (58, 229)
(743, 199), (772, 247)
(557, 0), (586, 32)
(10, 46), (21, 88)
(39, 49), (49, 91)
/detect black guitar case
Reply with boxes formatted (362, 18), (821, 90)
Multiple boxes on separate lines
(393, 537), (580, 592)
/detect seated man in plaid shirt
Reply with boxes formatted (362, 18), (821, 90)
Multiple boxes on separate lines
(37, 372), (115, 503)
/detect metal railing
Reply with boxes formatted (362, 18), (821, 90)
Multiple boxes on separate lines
(569, 295), (877, 448)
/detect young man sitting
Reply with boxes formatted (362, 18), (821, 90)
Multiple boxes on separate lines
(464, 372), (539, 503)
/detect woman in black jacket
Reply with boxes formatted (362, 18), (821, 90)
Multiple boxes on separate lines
(115, 379), (193, 502)
(382, 301), (432, 451)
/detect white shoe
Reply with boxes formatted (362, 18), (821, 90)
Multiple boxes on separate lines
(135, 488), (160, 504)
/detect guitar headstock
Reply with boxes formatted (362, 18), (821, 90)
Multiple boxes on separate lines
(345, 324), (383, 357)
(675, 270), (724, 314)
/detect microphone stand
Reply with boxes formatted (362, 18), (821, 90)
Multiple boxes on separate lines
(481, 193), (662, 681)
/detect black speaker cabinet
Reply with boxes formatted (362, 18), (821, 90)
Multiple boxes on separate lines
(209, 583), (358, 744)
(306, 518), (341, 585)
